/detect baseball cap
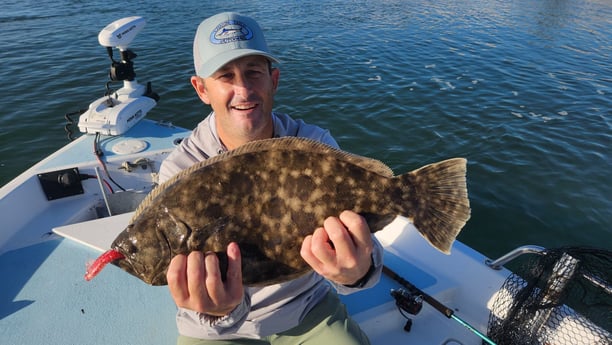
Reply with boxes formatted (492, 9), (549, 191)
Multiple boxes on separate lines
(193, 12), (279, 77)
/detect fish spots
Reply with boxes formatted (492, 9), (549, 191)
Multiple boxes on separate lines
(194, 199), (208, 213)
(263, 196), (284, 219)
(291, 212), (317, 231)
(289, 175), (316, 200)
(228, 170), (252, 194)
(319, 160), (333, 175)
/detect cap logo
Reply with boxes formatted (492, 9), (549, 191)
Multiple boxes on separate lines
(210, 20), (253, 44)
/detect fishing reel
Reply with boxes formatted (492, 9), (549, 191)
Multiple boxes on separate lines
(391, 288), (423, 332)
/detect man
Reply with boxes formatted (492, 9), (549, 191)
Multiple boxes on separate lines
(159, 12), (383, 344)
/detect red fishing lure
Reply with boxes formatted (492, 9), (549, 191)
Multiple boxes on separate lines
(85, 249), (125, 281)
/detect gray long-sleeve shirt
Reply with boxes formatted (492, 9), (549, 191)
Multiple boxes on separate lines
(159, 112), (383, 340)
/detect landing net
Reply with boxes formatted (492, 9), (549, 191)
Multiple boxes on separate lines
(487, 246), (611, 345)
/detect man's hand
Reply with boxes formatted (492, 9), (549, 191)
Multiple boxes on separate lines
(167, 242), (243, 317)
(300, 210), (374, 286)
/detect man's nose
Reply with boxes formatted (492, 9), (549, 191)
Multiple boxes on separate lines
(233, 73), (252, 96)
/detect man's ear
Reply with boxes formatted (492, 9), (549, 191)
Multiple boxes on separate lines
(191, 76), (210, 104)
(271, 68), (280, 94)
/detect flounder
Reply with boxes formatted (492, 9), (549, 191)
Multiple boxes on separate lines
(85, 137), (470, 286)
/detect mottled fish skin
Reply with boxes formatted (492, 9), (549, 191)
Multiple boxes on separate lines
(109, 137), (470, 286)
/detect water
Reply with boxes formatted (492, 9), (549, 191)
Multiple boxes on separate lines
(1, 0), (610, 259)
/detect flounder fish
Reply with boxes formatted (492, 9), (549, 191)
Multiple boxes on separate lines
(85, 137), (470, 286)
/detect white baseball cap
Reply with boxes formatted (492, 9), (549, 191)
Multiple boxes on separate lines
(193, 12), (279, 77)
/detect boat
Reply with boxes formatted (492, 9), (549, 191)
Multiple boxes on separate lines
(1, 17), (609, 345)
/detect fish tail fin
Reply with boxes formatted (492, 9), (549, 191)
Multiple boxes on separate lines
(399, 158), (470, 254)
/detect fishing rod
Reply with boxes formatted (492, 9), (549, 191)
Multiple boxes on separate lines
(383, 265), (497, 345)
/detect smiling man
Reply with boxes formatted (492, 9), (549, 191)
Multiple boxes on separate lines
(159, 12), (383, 345)
(193, 55), (278, 150)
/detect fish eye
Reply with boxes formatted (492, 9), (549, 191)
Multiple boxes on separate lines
(126, 242), (138, 253)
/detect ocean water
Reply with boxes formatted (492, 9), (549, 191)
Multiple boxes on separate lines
(0, 0), (610, 259)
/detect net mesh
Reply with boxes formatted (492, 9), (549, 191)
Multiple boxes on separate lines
(487, 246), (611, 345)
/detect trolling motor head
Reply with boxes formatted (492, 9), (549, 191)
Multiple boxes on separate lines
(77, 16), (159, 136)
(98, 16), (146, 50)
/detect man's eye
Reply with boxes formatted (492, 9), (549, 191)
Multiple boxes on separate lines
(214, 72), (233, 80)
(247, 70), (263, 77)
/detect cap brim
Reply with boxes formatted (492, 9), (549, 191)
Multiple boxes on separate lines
(196, 49), (280, 78)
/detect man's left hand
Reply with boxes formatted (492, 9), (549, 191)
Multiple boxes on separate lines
(300, 210), (374, 286)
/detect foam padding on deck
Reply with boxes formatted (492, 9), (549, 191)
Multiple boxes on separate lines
(0, 238), (177, 345)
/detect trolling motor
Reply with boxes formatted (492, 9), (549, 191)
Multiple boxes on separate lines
(77, 16), (159, 136)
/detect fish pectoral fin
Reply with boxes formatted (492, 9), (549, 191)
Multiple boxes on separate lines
(187, 217), (231, 249)
(161, 214), (192, 252)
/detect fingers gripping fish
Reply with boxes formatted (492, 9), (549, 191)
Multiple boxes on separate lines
(85, 137), (471, 286)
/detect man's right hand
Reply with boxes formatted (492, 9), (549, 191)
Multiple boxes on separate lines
(166, 242), (243, 318)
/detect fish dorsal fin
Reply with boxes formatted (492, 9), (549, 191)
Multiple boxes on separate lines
(133, 137), (394, 220)
(224, 136), (395, 176)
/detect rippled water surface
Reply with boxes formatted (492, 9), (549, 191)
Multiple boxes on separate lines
(1, 0), (610, 258)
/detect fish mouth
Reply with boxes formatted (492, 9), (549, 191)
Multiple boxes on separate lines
(84, 246), (163, 285)
(113, 255), (153, 283)
(117, 258), (168, 285)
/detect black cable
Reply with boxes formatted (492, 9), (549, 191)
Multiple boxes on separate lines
(64, 109), (87, 141)
(93, 132), (126, 192)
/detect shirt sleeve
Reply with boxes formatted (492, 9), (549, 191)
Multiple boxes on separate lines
(175, 291), (251, 339)
(158, 142), (202, 184)
(159, 113), (220, 184)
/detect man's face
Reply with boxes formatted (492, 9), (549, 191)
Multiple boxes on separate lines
(193, 55), (280, 146)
